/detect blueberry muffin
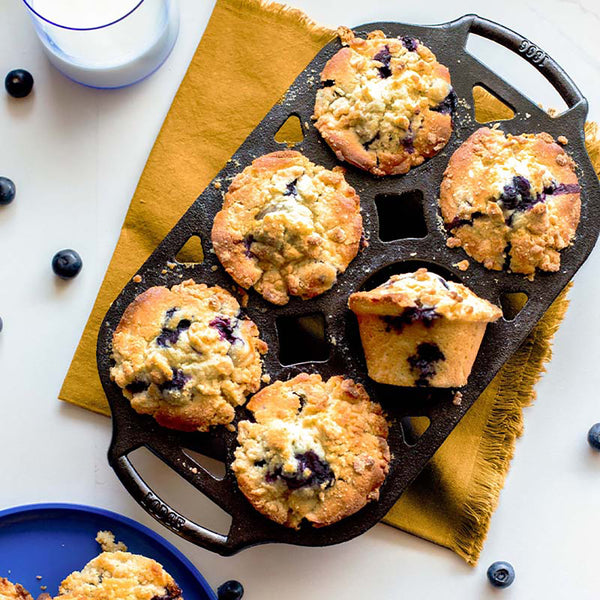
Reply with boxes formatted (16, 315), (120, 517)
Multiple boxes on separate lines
(211, 150), (362, 305)
(313, 27), (454, 176)
(55, 551), (183, 600)
(232, 373), (390, 529)
(111, 280), (267, 432)
(440, 127), (581, 275)
(348, 269), (502, 387)
(0, 578), (32, 600)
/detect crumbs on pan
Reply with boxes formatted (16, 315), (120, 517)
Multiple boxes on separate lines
(261, 373), (271, 384)
(453, 391), (463, 406)
(454, 260), (469, 271)
(96, 530), (128, 553)
(132, 274), (142, 283)
(558, 135), (568, 145)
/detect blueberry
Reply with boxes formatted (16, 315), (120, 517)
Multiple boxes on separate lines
(431, 90), (458, 115)
(266, 450), (335, 490)
(210, 316), (238, 344)
(373, 45), (392, 78)
(5, 69), (34, 98)
(0, 177), (16, 205)
(284, 179), (298, 196)
(587, 423), (600, 450)
(383, 305), (440, 333)
(400, 36), (418, 52)
(158, 368), (189, 391)
(217, 580), (244, 600)
(0, 317), (3, 333)
(52, 249), (83, 279)
(407, 342), (445, 386)
(487, 561), (515, 588)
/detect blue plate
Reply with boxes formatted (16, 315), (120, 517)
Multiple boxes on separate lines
(0, 503), (216, 599)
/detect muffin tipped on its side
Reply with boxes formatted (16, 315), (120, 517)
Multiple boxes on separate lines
(349, 269), (502, 387)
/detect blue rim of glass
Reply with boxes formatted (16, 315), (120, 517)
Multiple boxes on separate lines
(0, 502), (217, 599)
(21, 0), (146, 31)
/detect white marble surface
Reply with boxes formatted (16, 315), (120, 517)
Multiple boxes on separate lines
(1, 0), (600, 598)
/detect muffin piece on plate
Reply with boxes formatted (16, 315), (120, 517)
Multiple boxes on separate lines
(55, 551), (183, 600)
(348, 269), (502, 387)
(111, 280), (267, 432)
(212, 150), (362, 305)
(314, 28), (454, 176)
(232, 373), (390, 528)
(0, 578), (33, 600)
(440, 127), (581, 275)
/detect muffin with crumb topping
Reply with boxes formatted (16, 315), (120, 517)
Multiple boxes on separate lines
(348, 269), (502, 387)
(0, 578), (33, 600)
(55, 551), (183, 600)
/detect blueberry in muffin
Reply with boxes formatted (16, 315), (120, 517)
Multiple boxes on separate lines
(232, 373), (390, 528)
(440, 127), (581, 275)
(55, 551), (183, 600)
(348, 269), (502, 387)
(211, 150), (362, 305)
(313, 27), (455, 176)
(111, 280), (267, 431)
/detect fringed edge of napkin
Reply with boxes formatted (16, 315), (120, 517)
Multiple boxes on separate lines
(230, 0), (335, 40)
(454, 286), (571, 564)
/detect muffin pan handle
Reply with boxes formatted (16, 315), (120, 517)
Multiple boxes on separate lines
(460, 14), (585, 111)
(109, 451), (239, 555)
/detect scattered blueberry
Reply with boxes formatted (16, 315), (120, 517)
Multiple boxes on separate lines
(321, 79), (335, 88)
(5, 69), (34, 98)
(587, 423), (600, 450)
(217, 580), (244, 600)
(0, 317), (3, 333)
(52, 249), (83, 279)
(0, 177), (16, 205)
(487, 561), (515, 588)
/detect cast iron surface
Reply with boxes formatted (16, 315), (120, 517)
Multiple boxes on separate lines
(97, 14), (600, 555)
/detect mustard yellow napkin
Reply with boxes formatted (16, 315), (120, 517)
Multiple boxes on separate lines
(59, 0), (600, 565)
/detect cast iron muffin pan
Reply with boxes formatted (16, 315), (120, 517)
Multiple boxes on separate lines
(97, 15), (600, 555)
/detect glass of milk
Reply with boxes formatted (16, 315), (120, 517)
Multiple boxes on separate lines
(22, 0), (179, 88)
